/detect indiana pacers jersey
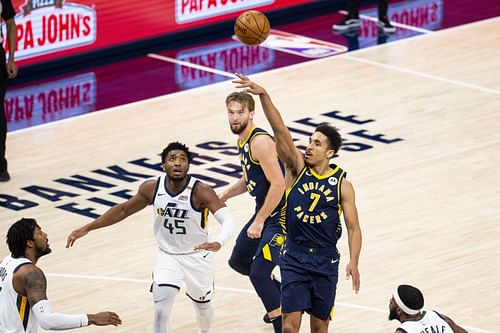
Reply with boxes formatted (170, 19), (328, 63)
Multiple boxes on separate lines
(238, 126), (285, 212)
(0, 255), (38, 333)
(397, 311), (453, 333)
(283, 164), (346, 249)
(153, 175), (209, 254)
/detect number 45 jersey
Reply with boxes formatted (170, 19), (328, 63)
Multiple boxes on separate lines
(153, 175), (209, 254)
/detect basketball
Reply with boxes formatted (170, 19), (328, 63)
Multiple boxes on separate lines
(234, 10), (270, 46)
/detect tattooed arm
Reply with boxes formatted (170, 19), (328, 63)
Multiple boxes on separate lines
(13, 264), (121, 329)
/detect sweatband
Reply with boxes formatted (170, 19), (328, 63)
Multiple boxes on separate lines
(393, 289), (420, 315)
(32, 299), (89, 330)
(213, 206), (236, 246)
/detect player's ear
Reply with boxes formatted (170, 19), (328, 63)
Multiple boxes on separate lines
(327, 149), (335, 159)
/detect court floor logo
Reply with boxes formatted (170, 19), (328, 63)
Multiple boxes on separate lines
(1, 0), (97, 60)
(255, 29), (348, 58)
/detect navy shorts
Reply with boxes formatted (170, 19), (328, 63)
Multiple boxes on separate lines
(232, 212), (284, 265)
(280, 243), (340, 320)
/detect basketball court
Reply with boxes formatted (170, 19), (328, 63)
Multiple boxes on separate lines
(1, 1), (500, 332)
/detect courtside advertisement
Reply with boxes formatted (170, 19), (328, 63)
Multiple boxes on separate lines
(1, 0), (318, 66)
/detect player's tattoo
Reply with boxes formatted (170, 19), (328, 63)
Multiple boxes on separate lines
(25, 269), (47, 304)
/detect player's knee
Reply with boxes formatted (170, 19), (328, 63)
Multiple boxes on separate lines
(228, 251), (252, 276)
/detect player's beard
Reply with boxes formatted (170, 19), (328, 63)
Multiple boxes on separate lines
(171, 176), (184, 182)
(37, 244), (52, 259)
(388, 307), (401, 322)
(230, 119), (248, 135)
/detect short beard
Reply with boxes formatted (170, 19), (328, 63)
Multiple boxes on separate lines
(230, 125), (244, 135)
(230, 120), (248, 135)
(171, 176), (184, 183)
(388, 308), (401, 322)
(38, 246), (52, 259)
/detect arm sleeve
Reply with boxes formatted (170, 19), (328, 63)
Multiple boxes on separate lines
(213, 206), (236, 246)
(32, 300), (89, 330)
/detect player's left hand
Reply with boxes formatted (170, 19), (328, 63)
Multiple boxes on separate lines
(346, 262), (360, 294)
(194, 241), (222, 252)
(6, 61), (17, 79)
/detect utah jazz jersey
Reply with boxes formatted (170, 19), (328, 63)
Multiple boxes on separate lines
(153, 175), (209, 254)
(283, 164), (346, 249)
(0, 255), (38, 333)
(398, 311), (453, 333)
(238, 126), (285, 212)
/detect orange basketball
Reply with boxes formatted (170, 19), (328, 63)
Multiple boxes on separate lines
(234, 10), (270, 46)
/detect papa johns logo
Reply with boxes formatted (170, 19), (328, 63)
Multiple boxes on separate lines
(2, 0), (97, 60)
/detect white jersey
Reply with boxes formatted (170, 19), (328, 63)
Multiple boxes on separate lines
(398, 310), (453, 333)
(0, 255), (38, 333)
(153, 175), (209, 254)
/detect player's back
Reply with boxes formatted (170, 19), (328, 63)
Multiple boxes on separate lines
(152, 175), (209, 254)
(398, 311), (453, 333)
(0, 255), (38, 333)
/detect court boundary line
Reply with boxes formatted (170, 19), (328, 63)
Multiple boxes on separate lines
(45, 272), (497, 333)
(343, 54), (500, 96)
(9, 16), (500, 135)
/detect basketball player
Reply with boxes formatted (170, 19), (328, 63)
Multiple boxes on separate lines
(0, 218), (122, 332)
(389, 284), (468, 333)
(233, 74), (362, 333)
(221, 91), (286, 332)
(0, 0), (18, 182)
(332, 0), (396, 34)
(66, 141), (236, 333)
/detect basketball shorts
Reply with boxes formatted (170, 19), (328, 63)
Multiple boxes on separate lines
(280, 243), (340, 320)
(232, 212), (284, 265)
(153, 248), (214, 302)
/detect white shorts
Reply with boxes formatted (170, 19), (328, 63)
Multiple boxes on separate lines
(153, 248), (214, 302)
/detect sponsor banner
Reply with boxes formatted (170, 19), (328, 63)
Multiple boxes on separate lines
(7, 3), (97, 60)
(176, 0), (274, 24)
(4, 72), (96, 131)
(2, 0), (317, 66)
(175, 40), (275, 89)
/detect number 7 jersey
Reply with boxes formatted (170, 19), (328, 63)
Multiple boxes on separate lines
(153, 175), (209, 254)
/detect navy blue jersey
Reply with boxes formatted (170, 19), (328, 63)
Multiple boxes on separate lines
(283, 164), (346, 249)
(238, 126), (285, 212)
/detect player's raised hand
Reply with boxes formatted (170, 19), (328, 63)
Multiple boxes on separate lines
(233, 73), (267, 95)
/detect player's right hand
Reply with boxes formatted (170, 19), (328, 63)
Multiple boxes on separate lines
(66, 227), (89, 248)
(88, 311), (122, 326)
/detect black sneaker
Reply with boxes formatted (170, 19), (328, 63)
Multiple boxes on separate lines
(263, 313), (272, 324)
(377, 18), (396, 34)
(333, 17), (361, 31)
(0, 170), (10, 182)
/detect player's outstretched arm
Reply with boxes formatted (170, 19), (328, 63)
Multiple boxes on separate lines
(15, 265), (122, 330)
(66, 180), (155, 247)
(233, 73), (304, 175)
